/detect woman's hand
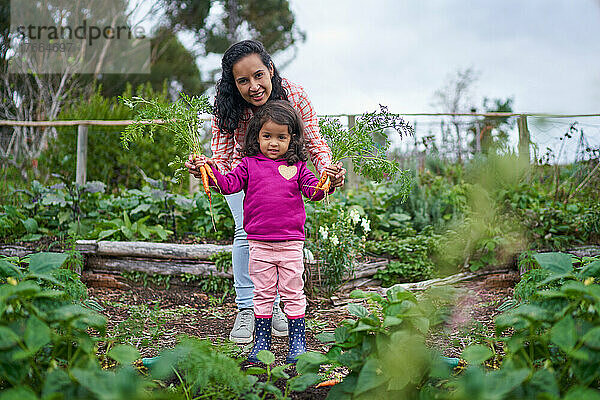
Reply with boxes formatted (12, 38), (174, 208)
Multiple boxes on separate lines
(324, 161), (346, 188)
(185, 154), (215, 178)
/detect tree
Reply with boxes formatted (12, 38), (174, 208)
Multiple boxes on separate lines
(94, 28), (206, 98)
(0, 0), (151, 179)
(467, 97), (515, 155)
(432, 68), (479, 163)
(160, 0), (305, 77)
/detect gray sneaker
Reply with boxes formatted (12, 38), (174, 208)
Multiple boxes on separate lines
(229, 308), (254, 344)
(272, 304), (288, 337)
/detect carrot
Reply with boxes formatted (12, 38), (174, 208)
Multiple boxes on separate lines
(199, 165), (211, 202)
(315, 379), (341, 388)
(199, 165), (216, 231)
(203, 164), (221, 193)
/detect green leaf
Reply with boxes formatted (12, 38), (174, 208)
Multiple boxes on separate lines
(582, 327), (600, 349)
(270, 364), (290, 380)
(21, 218), (39, 233)
(296, 351), (328, 374)
(528, 369), (559, 397)
(138, 224), (151, 239)
(346, 304), (369, 318)
(334, 326), (349, 343)
(410, 316), (430, 334)
(245, 366), (266, 375)
(383, 316), (404, 328)
(122, 211), (132, 229)
(25, 315), (51, 352)
(0, 259), (22, 278)
(350, 321), (380, 333)
(386, 286), (417, 303)
(354, 357), (387, 396)
(120, 225), (134, 240)
(315, 332), (335, 343)
(0, 326), (20, 349)
(462, 344), (493, 365)
(107, 344), (140, 365)
(0, 386), (39, 400)
(131, 203), (152, 214)
(563, 386), (600, 400)
(579, 260), (600, 279)
(550, 315), (577, 352)
(97, 229), (119, 241)
(19, 233), (43, 242)
(288, 373), (320, 392)
(28, 252), (68, 274)
(538, 272), (575, 286)
(349, 289), (367, 299)
(534, 252), (573, 275)
(256, 350), (275, 365)
(42, 369), (72, 398)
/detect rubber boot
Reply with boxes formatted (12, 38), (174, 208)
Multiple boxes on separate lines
(285, 317), (306, 364)
(247, 317), (272, 363)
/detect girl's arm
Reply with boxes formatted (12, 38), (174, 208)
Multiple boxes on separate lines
(195, 156), (248, 194)
(297, 162), (335, 201)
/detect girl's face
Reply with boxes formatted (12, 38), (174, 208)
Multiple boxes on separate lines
(232, 54), (274, 108)
(258, 119), (291, 160)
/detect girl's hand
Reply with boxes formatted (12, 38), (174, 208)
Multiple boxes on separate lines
(325, 162), (346, 188)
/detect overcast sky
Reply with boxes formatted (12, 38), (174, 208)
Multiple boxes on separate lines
(279, 0), (600, 117)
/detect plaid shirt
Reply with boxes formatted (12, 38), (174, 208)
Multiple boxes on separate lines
(210, 78), (333, 175)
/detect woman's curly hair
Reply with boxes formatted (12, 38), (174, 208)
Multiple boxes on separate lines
(214, 40), (288, 137)
(243, 100), (308, 166)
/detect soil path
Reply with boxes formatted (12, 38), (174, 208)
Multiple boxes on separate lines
(87, 271), (516, 398)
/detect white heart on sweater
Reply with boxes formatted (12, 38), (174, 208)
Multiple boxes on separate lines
(278, 165), (297, 180)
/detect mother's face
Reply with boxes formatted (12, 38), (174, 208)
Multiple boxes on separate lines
(232, 53), (274, 108)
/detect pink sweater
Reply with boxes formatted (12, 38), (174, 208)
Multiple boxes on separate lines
(208, 154), (333, 241)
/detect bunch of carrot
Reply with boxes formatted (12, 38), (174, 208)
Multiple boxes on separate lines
(120, 93), (219, 230)
(311, 170), (331, 200)
(193, 157), (219, 231)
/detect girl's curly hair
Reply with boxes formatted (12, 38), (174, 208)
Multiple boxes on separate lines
(214, 40), (288, 137)
(243, 100), (308, 166)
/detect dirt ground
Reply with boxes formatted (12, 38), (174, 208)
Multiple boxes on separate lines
(86, 271), (516, 399)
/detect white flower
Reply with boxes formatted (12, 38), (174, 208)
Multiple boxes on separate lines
(349, 209), (361, 225)
(331, 235), (339, 246)
(319, 226), (329, 240)
(361, 218), (371, 233)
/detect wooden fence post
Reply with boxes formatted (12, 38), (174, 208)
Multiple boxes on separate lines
(517, 115), (530, 163)
(76, 124), (88, 185)
(345, 115), (359, 189)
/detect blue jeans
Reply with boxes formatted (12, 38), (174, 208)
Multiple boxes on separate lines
(225, 192), (279, 310)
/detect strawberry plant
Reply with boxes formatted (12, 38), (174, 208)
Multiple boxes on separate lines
(293, 286), (455, 399)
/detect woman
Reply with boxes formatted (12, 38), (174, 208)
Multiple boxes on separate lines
(186, 40), (345, 344)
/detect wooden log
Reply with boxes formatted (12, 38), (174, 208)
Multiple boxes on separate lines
(87, 256), (232, 278)
(94, 241), (232, 260)
(76, 240), (98, 254)
(0, 244), (38, 258)
(376, 268), (512, 294)
(350, 260), (388, 279)
(338, 277), (382, 292)
(81, 271), (130, 289)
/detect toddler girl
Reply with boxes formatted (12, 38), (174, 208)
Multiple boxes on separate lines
(194, 100), (333, 364)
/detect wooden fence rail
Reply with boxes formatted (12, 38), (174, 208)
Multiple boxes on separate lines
(2, 112), (599, 186)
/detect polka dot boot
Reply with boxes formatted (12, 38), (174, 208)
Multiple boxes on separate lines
(247, 316), (272, 364)
(285, 317), (306, 364)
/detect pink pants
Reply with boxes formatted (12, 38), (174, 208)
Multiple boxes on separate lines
(248, 240), (306, 319)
